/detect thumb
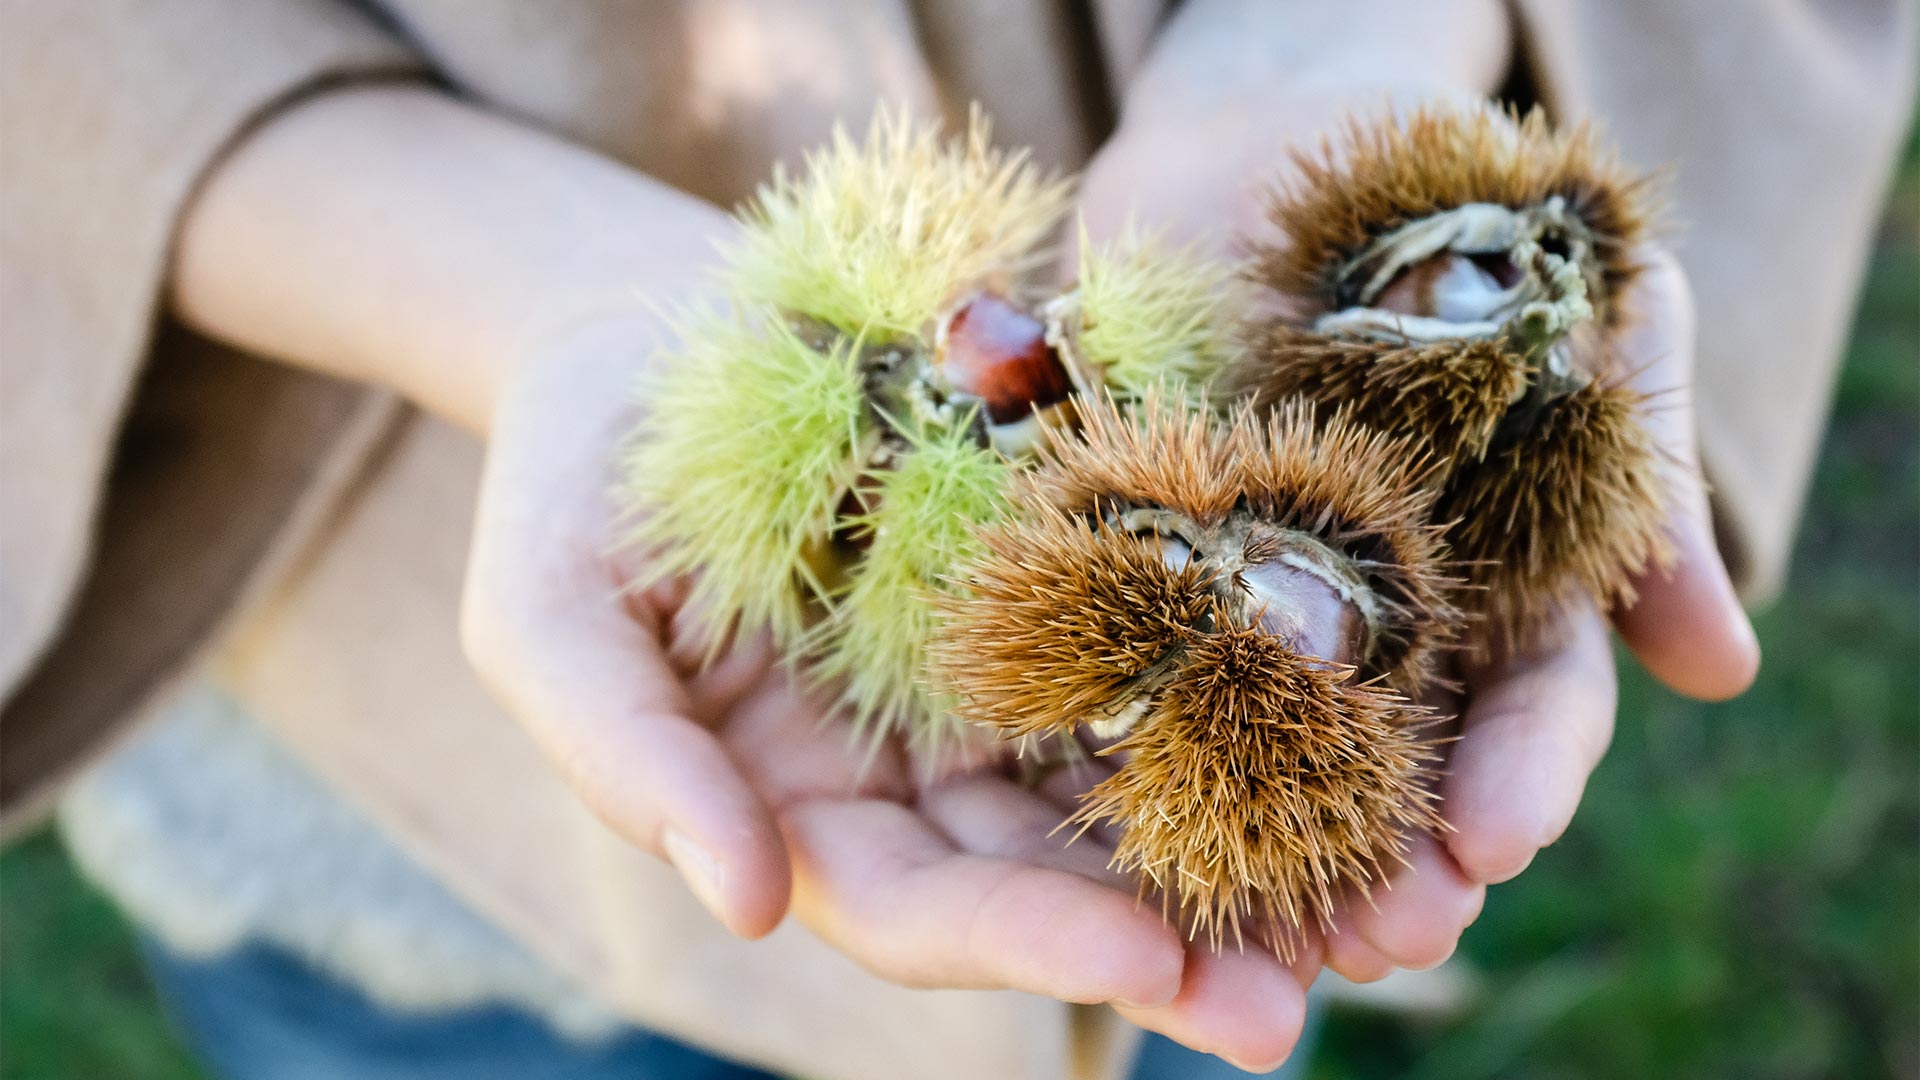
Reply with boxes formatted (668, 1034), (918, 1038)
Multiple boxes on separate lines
(1609, 249), (1760, 701)
(463, 414), (792, 937)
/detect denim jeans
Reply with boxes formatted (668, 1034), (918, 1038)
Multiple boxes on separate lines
(141, 938), (1312, 1079)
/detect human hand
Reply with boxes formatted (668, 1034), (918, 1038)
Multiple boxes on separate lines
(463, 302), (1329, 1069)
(461, 300), (1340, 1065)
(1074, 16), (1759, 994)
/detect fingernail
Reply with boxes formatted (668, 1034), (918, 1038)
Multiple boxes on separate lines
(663, 827), (728, 926)
(1224, 1053), (1287, 1074)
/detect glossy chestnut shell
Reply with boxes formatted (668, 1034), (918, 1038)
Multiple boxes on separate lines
(937, 292), (1073, 424)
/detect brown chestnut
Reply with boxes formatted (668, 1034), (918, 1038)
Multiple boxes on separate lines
(935, 292), (1073, 424)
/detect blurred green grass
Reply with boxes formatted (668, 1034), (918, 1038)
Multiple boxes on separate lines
(0, 833), (202, 1079)
(3, 143), (1916, 1080)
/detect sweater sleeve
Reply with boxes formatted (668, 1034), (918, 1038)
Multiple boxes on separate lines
(0, 0), (421, 834)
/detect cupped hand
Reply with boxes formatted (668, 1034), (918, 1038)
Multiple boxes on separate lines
(459, 305), (1320, 1068)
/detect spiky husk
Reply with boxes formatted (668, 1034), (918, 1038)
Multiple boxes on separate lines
(933, 508), (1221, 739)
(1237, 105), (1669, 647)
(1070, 224), (1241, 404)
(620, 310), (866, 647)
(989, 395), (1458, 691)
(1076, 628), (1441, 954)
(935, 396), (1458, 946)
(1025, 387), (1244, 526)
(1438, 378), (1671, 652)
(1238, 327), (1671, 647)
(623, 107), (1253, 752)
(725, 105), (1072, 341)
(1256, 104), (1651, 323)
(1232, 402), (1460, 686)
(807, 422), (1010, 750)
(1230, 324), (1526, 467)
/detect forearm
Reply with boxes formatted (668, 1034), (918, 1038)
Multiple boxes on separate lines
(169, 83), (733, 433)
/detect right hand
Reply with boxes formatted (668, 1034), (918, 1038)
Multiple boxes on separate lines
(174, 80), (1320, 1071)
(462, 310), (1323, 1070)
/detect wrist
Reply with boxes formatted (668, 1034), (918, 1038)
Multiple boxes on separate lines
(473, 209), (734, 437)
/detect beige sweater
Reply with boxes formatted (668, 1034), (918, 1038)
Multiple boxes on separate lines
(2, 3), (1913, 1078)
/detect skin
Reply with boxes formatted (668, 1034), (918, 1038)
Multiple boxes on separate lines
(168, 2), (1757, 1070)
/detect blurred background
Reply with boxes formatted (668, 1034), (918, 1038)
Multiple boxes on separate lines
(3, 131), (1915, 1080)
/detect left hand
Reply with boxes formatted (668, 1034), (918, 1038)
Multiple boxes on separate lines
(1070, 9), (1759, 995)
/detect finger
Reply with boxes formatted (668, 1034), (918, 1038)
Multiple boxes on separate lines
(1113, 941), (1313, 1074)
(1610, 248), (1760, 700)
(1442, 605), (1617, 885)
(464, 523), (790, 939)
(918, 773), (1131, 889)
(1615, 512), (1760, 702)
(1322, 921), (1396, 985)
(1338, 833), (1485, 971)
(782, 798), (1185, 1008)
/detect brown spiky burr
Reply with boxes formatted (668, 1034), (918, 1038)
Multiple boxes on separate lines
(1229, 105), (1672, 649)
(934, 395), (1462, 951)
